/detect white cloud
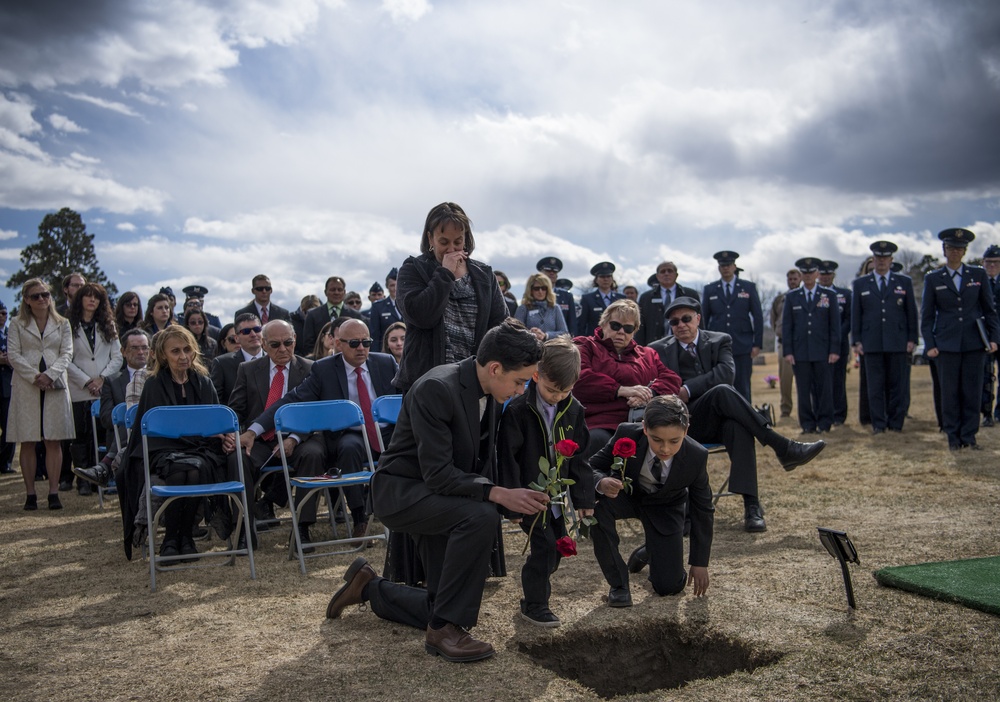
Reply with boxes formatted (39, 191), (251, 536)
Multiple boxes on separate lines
(0, 229), (18, 240)
(0, 93), (40, 134)
(116, 222), (136, 231)
(70, 152), (101, 165)
(381, 0), (432, 23)
(64, 92), (140, 118)
(48, 113), (87, 133)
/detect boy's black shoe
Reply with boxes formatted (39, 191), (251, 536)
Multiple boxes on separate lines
(627, 545), (649, 573)
(519, 602), (561, 628)
(608, 587), (633, 608)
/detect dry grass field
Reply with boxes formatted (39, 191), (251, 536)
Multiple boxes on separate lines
(2, 359), (999, 701)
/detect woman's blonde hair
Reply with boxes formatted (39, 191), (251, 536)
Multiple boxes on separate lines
(598, 299), (641, 329)
(149, 325), (208, 377)
(17, 278), (64, 326)
(520, 273), (555, 308)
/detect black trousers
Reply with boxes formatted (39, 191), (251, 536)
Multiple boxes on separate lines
(368, 494), (500, 630)
(228, 434), (326, 523)
(733, 353), (753, 403)
(591, 490), (687, 596)
(864, 352), (908, 430)
(519, 509), (566, 606)
(686, 385), (776, 498)
(0, 392), (14, 470)
(326, 427), (391, 516)
(858, 356), (871, 425)
(937, 350), (986, 447)
(831, 352), (848, 423)
(793, 360), (834, 432)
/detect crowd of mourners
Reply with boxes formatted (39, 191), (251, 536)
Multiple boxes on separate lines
(0, 204), (995, 661)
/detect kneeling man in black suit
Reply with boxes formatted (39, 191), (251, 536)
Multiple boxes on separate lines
(324, 320), (548, 662)
(590, 395), (713, 605)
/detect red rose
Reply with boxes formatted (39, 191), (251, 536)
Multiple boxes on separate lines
(555, 536), (577, 557)
(612, 437), (636, 459)
(555, 439), (579, 458)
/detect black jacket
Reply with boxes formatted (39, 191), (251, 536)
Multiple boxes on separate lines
(497, 380), (594, 519)
(394, 252), (508, 392)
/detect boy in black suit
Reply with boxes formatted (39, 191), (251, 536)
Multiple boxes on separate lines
(590, 395), (713, 606)
(498, 337), (594, 628)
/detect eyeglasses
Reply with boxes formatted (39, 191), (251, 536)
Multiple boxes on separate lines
(345, 300), (362, 307)
(607, 321), (636, 334)
(266, 339), (295, 349)
(531, 286), (547, 292)
(238, 326), (263, 335)
(345, 338), (373, 348)
(28, 291), (51, 301)
(225, 335), (238, 344)
(253, 286), (272, 292)
(668, 314), (696, 326)
(658, 269), (677, 274)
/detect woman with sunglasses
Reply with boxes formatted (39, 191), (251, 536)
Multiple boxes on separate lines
(114, 291), (143, 340)
(514, 273), (569, 341)
(183, 309), (218, 360)
(573, 299), (681, 457)
(217, 323), (240, 355)
(7, 279), (76, 510)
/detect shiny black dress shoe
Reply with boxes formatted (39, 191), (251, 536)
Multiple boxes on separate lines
(608, 587), (633, 608)
(778, 439), (826, 471)
(744, 504), (767, 533)
(627, 545), (649, 573)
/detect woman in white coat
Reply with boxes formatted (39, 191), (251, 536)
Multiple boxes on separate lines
(7, 278), (75, 510)
(65, 283), (122, 494)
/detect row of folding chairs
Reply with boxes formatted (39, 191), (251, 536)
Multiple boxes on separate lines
(106, 395), (403, 591)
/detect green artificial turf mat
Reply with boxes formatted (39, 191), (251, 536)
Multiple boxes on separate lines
(874, 556), (1000, 616)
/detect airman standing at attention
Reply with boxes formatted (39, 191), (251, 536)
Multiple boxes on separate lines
(702, 251), (763, 402)
(818, 261), (852, 425)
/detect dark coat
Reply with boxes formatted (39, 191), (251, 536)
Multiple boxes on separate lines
(229, 354), (313, 430)
(578, 290), (626, 338)
(233, 302), (292, 325)
(702, 278), (764, 355)
(394, 252), (507, 392)
(573, 330), (681, 431)
(591, 424), (713, 567)
(368, 297), (403, 353)
(649, 330), (734, 401)
(290, 308), (309, 356)
(851, 272), (918, 353)
(371, 357), (497, 518)
(116, 370), (222, 560)
(210, 350), (253, 406)
(636, 284), (701, 346)
(782, 286), (841, 362)
(497, 380), (594, 519)
(921, 264), (1000, 353)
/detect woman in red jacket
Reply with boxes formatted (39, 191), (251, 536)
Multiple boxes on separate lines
(573, 299), (681, 457)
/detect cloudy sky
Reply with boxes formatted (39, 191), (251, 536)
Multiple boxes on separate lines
(1, 0), (999, 317)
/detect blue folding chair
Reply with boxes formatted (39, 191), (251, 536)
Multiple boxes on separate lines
(370, 394), (402, 452)
(89, 400), (114, 507)
(140, 404), (256, 591)
(274, 400), (387, 573)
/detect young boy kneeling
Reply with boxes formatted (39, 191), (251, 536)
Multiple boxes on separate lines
(498, 337), (595, 627)
(589, 395), (713, 606)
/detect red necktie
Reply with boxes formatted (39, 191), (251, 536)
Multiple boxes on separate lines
(354, 366), (381, 451)
(260, 364), (285, 441)
(260, 306), (269, 324)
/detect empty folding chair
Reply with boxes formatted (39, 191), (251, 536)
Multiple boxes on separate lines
(274, 400), (387, 573)
(141, 404), (256, 591)
(370, 394), (402, 453)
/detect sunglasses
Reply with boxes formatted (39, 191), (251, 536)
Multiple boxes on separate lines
(28, 291), (51, 301)
(345, 338), (373, 348)
(225, 335), (238, 344)
(607, 321), (636, 334)
(346, 300), (362, 306)
(531, 286), (547, 292)
(253, 286), (272, 292)
(266, 339), (295, 349)
(238, 326), (263, 335)
(658, 269), (677, 275)
(668, 314), (696, 326)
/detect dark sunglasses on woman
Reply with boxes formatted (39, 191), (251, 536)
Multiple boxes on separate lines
(608, 321), (636, 334)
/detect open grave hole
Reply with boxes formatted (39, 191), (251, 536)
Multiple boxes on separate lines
(519, 620), (783, 698)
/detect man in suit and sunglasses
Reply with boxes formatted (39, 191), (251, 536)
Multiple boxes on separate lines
(234, 274), (292, 325)
(648, 297), (826, 534)
(211, 312), (265, 405)
(231, 320), (324, 549)
(250, 318), (399, 540)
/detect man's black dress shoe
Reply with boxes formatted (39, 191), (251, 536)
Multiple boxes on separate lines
(73, 463), (112, 487)
(608, 587), (633, 608)
(982, 417), (995, 427)
(326, 557), (378, 618)
(627, 545), (649, 573)
(872, 427), (886, 435)
(744, 504), (767, 533)
(159, 538), (180, 562)
(425, 623), (495, 662)
(179, 536), (199, 563)
(77, 481), (93, 496)
(295, 523), (316, 554)
(58, 480), (73, 492)
(778, 439), (826, 471)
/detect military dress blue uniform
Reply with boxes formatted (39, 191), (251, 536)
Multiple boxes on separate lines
(921, 229), (1000, 449)
(819, 260), (853, 424)
(851, 257), (918, 432)
(782, 261), (840, 433)
(702, 252), (763, 402)
(536, 257), (577, 335)
(980, 246), (1000, 424)
(577, 261), (625, 336)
